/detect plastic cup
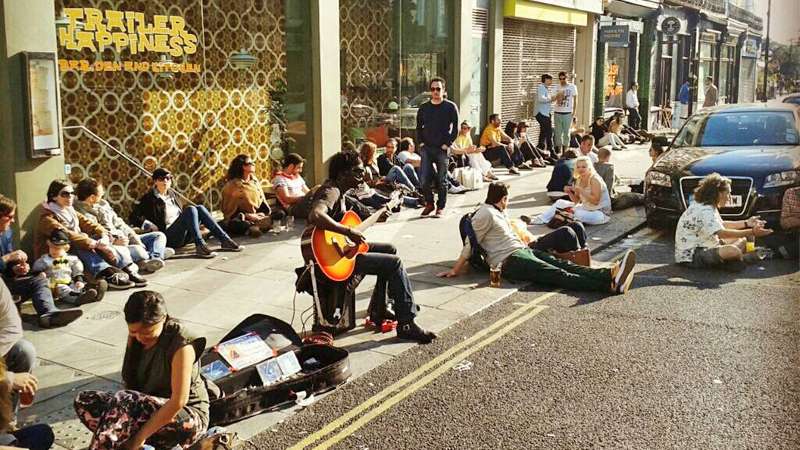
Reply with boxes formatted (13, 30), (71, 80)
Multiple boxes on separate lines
(489, 266), (501, 288)
(19, 390), (34, 408)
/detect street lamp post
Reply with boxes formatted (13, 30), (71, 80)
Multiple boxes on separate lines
(762, 0), (771, 101)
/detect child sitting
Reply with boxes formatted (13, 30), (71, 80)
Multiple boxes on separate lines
(32, 230), (105, 305)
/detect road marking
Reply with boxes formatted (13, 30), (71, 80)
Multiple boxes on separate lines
(311, 305), (550, 450)
(290, 234), (654, 449)
(287, 292), (557, 450)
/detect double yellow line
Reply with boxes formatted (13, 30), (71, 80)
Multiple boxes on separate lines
(289, 291), (558, 450)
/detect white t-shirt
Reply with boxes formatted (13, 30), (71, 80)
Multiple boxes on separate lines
(396, 151), (420, 165)
(626, 90), (639, 109)
(272, 173), (308, 207)
(156, 191), (182, 228)
(554, 83), (578, 113)
(674, 202), (724, 263)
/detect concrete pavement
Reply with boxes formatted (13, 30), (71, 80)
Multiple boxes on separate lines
(17, 145), (653, 449)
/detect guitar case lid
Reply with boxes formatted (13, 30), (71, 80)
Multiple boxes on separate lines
(213, 313), (302, 353)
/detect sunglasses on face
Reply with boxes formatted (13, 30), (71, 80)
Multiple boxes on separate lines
(431, 87), (442, 92)
(245, 161), (255, 166)
(559, 77), (566, 80)
(59, 190), (75, 198)
(156, 176), (172, 181)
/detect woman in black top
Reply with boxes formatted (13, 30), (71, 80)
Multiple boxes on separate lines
(74, 291), (209, 449)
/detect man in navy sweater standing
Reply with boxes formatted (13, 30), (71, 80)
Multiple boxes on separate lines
(416, 77), (460, 218)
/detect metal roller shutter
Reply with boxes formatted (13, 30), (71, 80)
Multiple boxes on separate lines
(501, 19), (576, 142)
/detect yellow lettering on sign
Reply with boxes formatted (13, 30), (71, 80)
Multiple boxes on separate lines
(168, 16), (186, 36)
(183, 33), (198, 55)
(75, 31), (97, 52)
(152, 15), (169, 34)
(96, 30), (113, 50)
(152, 34), (169, 53)
(111, 32), (129, 49)
(105, 10), (125, 31)
(83, 8), (105, 32)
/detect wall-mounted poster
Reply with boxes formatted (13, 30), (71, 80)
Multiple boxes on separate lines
(22, 52), (62, 158)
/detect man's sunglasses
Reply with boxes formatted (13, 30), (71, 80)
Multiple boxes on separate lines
(430, 87), (442, 92)
(156, 176), (173, 181)
(59, 190), (75, 198)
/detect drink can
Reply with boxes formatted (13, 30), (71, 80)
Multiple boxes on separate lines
(745, 241), (755, 253)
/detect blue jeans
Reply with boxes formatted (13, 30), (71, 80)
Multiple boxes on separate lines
(353, 243), (418, 321)
(165, 205), (231, 248)
(128, 232), (168, 261)
(385, 165), (419, 191)
(5, 275), (57, 316)
(75, 248), (110, 276)
(11, 424), (54, 450)
(3, 338), (36, 413)
(554, 112), (572, 148)
(420, 146), (448, 209)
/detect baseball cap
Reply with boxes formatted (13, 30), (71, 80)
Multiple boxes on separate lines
(151, 168), (171, 180)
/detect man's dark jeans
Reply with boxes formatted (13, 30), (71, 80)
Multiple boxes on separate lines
(11, 424), (55, 450)
(420, 146), (448, 209)
(502, 247), (611, 292)
(484, 146), (515, 169)
(626, 107), (642, 129)
(531, 223), (587, 253)
(535, 113), (554, 152)
(165, 205), (232, 248)
(4, 276), (57, 316)
(353, 243), (418, 322)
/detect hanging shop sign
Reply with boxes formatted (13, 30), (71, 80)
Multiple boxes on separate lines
(599, 25), (630, 47)
(742, 38), (760, 58)
(661, 16), (682, 36)
(57, 8), (201, 73)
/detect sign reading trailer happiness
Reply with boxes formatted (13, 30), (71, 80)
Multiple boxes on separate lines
(57, 8), (201, 73)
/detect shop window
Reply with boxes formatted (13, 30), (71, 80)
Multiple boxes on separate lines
(339, 0), (453, 147)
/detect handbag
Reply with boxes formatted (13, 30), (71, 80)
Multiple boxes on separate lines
(454, 167), (483, 190)
(546, 207), (575, 229)
(780, 187), (800, 230)
(552, 248), (591, 267)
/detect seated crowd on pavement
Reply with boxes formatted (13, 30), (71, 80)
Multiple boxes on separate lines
(7, 73), (790, 449)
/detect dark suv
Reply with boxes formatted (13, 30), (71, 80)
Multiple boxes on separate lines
(645, 104), (800, 228)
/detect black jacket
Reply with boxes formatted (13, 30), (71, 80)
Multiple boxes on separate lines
(129, 189), (184, 232)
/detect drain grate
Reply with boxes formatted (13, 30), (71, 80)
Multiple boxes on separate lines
(86, 310), (122, 321)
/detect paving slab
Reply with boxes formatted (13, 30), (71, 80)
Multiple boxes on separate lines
(20, 144), (652, 445)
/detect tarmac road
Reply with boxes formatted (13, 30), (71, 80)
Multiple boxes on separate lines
(247, 229), (800, 450)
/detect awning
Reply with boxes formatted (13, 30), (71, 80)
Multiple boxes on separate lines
(503, 0), (602, 27)
(604, 0), (659, 19)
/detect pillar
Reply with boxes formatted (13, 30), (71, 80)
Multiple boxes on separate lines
(637, 17), (656, 130)
(453, 0), (473, 120)
(0, 0), (66, 248)
(575, 14), (597, 126)
(487, 0), (503, 115)
(593, 39), (606, 119)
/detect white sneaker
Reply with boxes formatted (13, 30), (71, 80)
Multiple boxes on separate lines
(614, 250), (636, 294)
(163, 247), (176, 259)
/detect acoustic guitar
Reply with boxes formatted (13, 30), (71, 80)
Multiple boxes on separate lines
(301, 191), (402, 282)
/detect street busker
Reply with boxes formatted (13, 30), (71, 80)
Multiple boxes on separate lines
(437, 182), (636, 295)
(305, 150), (436, 343)
(675, 173), (773, 271)
(74, 291), (209, 449)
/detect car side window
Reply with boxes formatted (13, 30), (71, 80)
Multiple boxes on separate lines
(673, 115), (704, 147)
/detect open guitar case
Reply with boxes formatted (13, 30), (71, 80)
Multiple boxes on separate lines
(201, 314), (351, 426)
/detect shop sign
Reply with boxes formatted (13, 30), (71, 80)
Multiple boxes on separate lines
(599, 25), (630, 47)
(661, 16), (682, 36)
(57, 8), (201, 73)
(742, 38), (760, 58)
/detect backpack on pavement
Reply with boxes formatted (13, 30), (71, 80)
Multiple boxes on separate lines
(459, 211), (490, 271)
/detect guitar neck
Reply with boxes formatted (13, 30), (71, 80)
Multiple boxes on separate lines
(354, 207), (387, 232)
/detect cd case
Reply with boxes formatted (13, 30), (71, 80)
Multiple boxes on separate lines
(201, 360), (232, 381)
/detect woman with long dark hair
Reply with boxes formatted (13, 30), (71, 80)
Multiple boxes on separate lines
(221, 154), (284, 238)
(74, 291), (209, 449)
